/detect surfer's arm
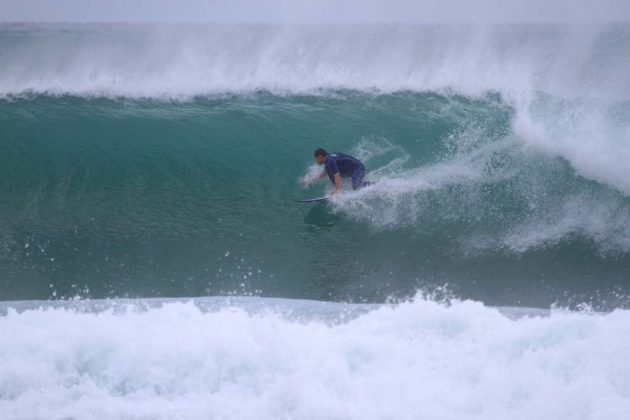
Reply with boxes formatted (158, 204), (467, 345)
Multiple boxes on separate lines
(331, 172), (342, 195)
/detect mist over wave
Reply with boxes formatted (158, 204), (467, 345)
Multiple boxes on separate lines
(1, 24), (628, 99)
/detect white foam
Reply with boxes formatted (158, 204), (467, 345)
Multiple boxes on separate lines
(513, 98), (630, 195)
(0, 296), (629, 419)
(503, 194), (630, 253)
(0, 24), (626, 100)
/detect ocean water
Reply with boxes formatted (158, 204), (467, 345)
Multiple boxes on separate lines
(1, 23), (630, 419)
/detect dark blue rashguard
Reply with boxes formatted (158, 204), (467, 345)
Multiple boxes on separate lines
(325, 153), (368, 190)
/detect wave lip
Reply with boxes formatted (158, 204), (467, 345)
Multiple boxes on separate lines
(1, 23), (629, 99)
(1, 296), (629, 419)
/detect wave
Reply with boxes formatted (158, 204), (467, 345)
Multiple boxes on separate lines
(1, 24), (629, 304)
(0, 295), (628, 420)
(2, 23), (629, 197)
(1, 91), (629, 306)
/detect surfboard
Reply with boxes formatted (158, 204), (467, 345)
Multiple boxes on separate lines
(294, 196), (330, 203)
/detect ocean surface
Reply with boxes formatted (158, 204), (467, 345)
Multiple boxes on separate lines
(1, 23), (630, 419)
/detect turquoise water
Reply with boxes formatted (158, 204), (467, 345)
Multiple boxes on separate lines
(2, 92), (629, 308)
(1, 24), (629, 309)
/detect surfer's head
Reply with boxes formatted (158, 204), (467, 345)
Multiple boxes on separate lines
(314, 148), (328, 165)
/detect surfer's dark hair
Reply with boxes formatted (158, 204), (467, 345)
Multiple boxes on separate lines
(314, 148), (328, 157)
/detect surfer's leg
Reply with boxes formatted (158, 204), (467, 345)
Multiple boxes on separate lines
(351, 168), (366, 190)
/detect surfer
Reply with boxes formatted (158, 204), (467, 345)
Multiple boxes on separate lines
(305, 148), (369, 195)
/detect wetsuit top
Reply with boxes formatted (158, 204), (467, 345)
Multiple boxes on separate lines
(325, 153), (365, 181)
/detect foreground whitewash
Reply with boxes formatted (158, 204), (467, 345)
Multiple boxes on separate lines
(0, 296), (628, 420)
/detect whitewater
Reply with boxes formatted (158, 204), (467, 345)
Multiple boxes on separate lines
(1, 297), (629, 420)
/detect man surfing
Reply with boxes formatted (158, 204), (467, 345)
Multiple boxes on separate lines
(305, 148), (370, 196)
